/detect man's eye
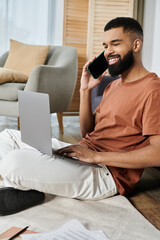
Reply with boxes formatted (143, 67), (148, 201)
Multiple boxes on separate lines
(114, 43), (120, 46)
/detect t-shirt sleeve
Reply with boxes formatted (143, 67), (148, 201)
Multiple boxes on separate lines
(142, 90), (160, 136)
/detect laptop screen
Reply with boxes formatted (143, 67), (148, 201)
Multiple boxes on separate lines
(18, 90), (52, 156)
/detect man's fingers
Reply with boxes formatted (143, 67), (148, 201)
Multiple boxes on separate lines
(54, 146), (70, 155)
(54, 145), (79, 155)
(67, 152), (78, 158)
(83, 57), (96, 69)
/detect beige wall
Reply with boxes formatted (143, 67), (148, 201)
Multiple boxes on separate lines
(142, 0), (160, 76)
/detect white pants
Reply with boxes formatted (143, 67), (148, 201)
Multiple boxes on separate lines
(0, 129), (117, 200)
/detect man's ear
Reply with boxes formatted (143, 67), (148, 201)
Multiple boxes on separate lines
(133, 39), (142, 53)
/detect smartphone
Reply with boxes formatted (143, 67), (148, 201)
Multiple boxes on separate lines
(87, 51), (108, 79)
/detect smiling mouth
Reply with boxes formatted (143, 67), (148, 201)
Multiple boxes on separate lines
(108, 56), (120, 65)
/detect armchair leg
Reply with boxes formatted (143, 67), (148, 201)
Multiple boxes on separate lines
(57, 112), (64, 134)
(18, 117), (20, 130)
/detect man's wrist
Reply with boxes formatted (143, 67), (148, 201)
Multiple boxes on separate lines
(93, 152), (102, 165)
(79, 88), (91, 93)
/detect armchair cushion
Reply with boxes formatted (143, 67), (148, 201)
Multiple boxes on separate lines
(0, 82), (25, 101)
(0, 67), (28, 84)
(4, 39), (50, 76)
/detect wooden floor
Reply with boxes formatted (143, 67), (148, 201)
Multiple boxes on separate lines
(127, 167), (160, 230)
(0, 115), (160, 230)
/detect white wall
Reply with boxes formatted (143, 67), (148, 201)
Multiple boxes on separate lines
(50, 0), (64, 45)
(151, 0), (160, 75)
(0, 0), (64, 55)
(142, 0), (160, 76)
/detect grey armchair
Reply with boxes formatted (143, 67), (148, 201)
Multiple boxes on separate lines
(0, 46), (78, 133)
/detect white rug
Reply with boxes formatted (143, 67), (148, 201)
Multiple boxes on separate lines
(0, 115), (80, 133)
(0, 179), (159, 240)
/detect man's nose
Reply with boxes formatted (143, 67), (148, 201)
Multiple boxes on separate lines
(104, 46), (114, 58)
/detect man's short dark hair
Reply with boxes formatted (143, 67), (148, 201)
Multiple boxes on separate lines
(104, 17), (143, 40)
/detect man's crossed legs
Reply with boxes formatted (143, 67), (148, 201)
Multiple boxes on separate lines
(0, 129), (117, 215)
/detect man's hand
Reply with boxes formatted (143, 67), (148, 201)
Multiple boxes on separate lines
(80, 58), (106, 91)
(54, 144), (99, 164)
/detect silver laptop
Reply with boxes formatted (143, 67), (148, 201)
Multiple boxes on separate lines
(18, 90), (52, 156)
(18, 90), (101, 168)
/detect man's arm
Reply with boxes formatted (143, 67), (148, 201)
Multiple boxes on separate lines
(79, 59), (104, 137)
(79, 89), (94, 138)
(55, 135), (160, 169)
(96, 135), (160, 168)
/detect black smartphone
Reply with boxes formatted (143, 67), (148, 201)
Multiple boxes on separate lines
(87, 51), (108, 79)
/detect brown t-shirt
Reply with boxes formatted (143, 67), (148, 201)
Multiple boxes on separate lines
(81, 72), (160, 195)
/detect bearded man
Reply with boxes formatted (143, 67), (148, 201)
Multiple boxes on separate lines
(0, 17), (160, 215)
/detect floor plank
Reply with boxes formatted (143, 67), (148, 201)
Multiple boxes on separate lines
(128, 191), (160, 229)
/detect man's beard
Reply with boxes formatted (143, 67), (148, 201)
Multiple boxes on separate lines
(108, 50), (134, 77)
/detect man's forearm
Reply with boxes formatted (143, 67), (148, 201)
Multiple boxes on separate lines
(95, 143), (160, 169)
(79, 89), (94, 137)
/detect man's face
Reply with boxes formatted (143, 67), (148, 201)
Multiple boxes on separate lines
(108, 49), (134, 77)
(103, 27), (135, 77)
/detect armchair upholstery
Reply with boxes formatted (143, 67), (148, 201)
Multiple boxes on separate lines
(0, 46), (78, 133)
(91, 75), (120, 112)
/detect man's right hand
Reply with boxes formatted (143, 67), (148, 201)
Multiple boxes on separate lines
(80, 58), (107, 91)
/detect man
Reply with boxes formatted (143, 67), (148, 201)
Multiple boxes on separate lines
(0, 17), (160, 215)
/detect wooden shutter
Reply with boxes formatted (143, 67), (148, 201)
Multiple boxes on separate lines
(87, 0), (134, 59)
(63, 0), (134, 113)
(63, 0), (89, 113)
